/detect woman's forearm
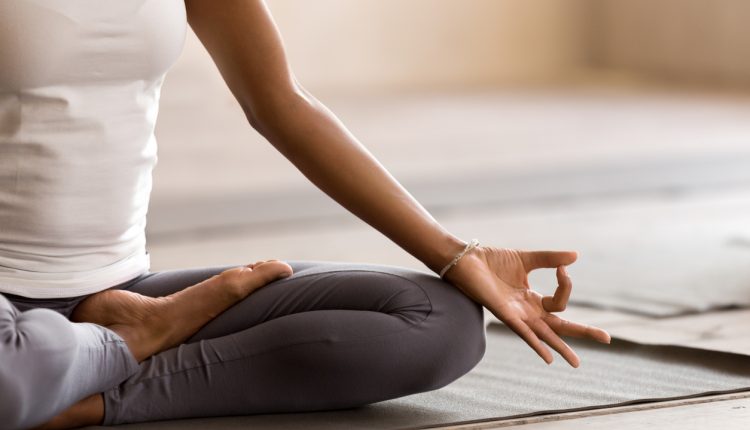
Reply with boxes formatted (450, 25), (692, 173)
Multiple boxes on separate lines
(251, 88), (466, 275)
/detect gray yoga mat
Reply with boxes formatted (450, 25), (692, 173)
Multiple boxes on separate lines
(89, 324), (750, 430)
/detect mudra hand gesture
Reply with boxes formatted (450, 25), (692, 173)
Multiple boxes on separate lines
(443, 246), (611, 368)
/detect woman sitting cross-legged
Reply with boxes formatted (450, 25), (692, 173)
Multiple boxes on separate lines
(0, 1), (611, 429)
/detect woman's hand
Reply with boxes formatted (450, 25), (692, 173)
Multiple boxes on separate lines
(444, 247), (611, 368)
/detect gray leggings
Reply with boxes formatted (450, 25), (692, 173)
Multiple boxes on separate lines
(0, 260), (486, 428)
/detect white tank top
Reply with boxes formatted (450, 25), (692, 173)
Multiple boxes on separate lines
(0, 0), (187, 298)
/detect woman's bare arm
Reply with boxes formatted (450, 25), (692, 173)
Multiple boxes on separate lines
(185, 0), (610, 367)
(185, 0), (465, 274)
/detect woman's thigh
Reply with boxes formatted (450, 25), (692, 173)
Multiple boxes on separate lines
(123, 260), (469, 343)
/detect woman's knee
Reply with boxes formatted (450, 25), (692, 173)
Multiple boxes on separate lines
(0, 307), (79, 429)
(1, 301), (79, 372)
(390, 270), (487, 391)
(11, 307), (78, 357)
(308, 265), (485, 394)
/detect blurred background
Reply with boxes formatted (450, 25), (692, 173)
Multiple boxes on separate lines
(147, 0), (750, 314)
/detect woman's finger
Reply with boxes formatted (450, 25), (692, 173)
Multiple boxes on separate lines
(542, 266), (572, 312)
(532, 320), (580, 368)
(504, 318), (554, 364)
(544, 314), (612, 344)
(521, 250), (578, 272)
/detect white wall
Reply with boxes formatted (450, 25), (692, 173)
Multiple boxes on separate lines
(261, 0), (590, 92)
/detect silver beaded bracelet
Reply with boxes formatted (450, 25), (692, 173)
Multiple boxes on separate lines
(439, 238), (480, 278)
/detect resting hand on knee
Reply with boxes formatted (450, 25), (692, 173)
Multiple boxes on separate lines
(442, 247), (611, 368)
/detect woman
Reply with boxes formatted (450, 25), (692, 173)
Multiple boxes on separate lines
(0, 1), (611, 429)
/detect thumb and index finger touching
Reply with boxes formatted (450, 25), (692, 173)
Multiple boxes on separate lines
(542, 266), (572, 313)
(521, 250), (577, 313)
(522, 249), (613, 344)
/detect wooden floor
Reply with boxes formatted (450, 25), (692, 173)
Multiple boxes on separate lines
(149, 50), (750, 429)
(444, 392), (750, 429)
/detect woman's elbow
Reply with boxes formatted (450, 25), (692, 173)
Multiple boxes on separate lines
(241, 82), (316, 136)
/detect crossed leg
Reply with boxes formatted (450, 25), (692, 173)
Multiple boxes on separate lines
(33, 260), (486, 428)
(18, 260), (292, 430)
(101, 260), (486, 425)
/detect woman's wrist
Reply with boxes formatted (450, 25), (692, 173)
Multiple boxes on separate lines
(441, 247), (484, 286)
(438, 239), (480, 278)
(427, 234), (470, 275)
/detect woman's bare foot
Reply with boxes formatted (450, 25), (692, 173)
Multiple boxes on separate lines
(71, 259), (293, 362)
(35, 260), (292, 430)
